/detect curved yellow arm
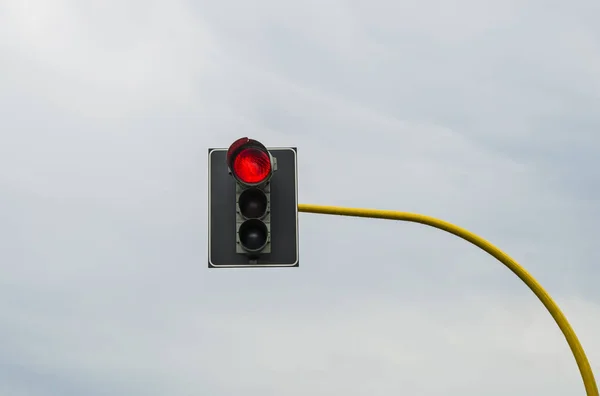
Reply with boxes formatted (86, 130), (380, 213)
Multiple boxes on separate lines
(298, 203), (598, 396)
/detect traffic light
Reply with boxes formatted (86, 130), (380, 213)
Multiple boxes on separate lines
(228, 138), (273, 257)
(208, 138), (299, 268)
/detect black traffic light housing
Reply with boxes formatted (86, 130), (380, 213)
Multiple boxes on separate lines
(227, 138), (276, 258)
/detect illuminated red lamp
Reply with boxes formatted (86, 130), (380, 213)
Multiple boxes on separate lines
(227, 137), (273, 185)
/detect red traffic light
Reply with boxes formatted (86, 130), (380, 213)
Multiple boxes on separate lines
(227, 137), (272, 185)
(233, 148), (271, 184)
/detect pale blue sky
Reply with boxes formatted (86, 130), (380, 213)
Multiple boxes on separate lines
(1, 0), (599, 395)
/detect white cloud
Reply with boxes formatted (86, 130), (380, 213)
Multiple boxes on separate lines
(1, 0), (599, 394)
(1, 0), (220, 117)
(1, 291), (598, 395)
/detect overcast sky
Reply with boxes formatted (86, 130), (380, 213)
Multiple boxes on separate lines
(1, 0), (599, 395)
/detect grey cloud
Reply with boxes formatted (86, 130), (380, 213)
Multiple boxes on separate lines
(1, 0), (599, 394)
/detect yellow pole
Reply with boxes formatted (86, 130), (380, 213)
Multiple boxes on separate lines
(298, 203), (598, 396)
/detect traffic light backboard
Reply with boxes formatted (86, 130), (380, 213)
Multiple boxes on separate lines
(208, 140), (299, 268)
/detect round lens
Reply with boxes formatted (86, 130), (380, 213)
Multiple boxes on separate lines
(233, 148), (271, 184)
(238, 219), (268, 252)
(239, 188), (268, 219)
